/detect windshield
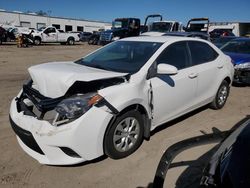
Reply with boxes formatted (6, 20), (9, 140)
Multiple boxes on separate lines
(37, 27), (46, 32)
(75, 41), (162, 73)
(112, 20), (128, 29)
(221, 40), (250, 54)
(151, 22), (172, 32)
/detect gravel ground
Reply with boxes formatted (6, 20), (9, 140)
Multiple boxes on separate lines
(0, 43), (249, 188)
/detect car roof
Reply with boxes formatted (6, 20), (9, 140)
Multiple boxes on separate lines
(120, 36), (205, 43)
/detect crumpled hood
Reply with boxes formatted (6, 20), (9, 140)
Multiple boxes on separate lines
(28, 61), (127, 98)
(225, 52), (250, 65)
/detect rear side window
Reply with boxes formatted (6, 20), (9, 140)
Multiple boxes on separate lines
(188, 41), (218, 65)
(156, 41), (190, 70)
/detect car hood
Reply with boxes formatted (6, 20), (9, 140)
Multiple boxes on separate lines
(224, 52), (250, 65)
(28, 61), (127, 98)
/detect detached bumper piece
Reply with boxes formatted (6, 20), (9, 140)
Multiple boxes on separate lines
(234, 68), (250, 84)
(9, 115), (44, 155)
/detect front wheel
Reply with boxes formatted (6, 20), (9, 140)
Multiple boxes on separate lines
(34, 38), (41, 45)
(104, 110), (144, 159)
(210, 80), (230, 110)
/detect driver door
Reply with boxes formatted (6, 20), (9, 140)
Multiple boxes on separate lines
(43, 27), (57, 42)
(148, 41), (198, 127)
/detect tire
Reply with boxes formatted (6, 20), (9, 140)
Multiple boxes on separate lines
(6, 36), (11, 42)
(88, 38), (94, 45)
(34, 37), (41, 45)
(210, 80), (230, 110)
(67, 38), (74, 45)
(104, 110), (144, 159)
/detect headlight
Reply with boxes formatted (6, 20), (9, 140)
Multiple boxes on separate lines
(53, 93), (103, 126)
(234, 62), (250, 69)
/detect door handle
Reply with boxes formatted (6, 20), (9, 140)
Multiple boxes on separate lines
(217, 65), (224, 69)
(188, 73), (198, 79)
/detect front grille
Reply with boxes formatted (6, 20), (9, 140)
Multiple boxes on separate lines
(9, 115), (44, 155)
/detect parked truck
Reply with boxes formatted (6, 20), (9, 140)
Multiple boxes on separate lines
(141, 14), (182, 36)
(99, 18), (140, 45)
(32, 26), (80, 45)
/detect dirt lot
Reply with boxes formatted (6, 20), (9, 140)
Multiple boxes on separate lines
(0, 43), (249, 188)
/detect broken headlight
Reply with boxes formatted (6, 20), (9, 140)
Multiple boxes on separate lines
(53, 93), (103, 126)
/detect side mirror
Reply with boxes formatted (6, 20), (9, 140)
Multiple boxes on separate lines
(157, 64), (178, 75)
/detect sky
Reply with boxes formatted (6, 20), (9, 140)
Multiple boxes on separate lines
(0, 0), (249, 24)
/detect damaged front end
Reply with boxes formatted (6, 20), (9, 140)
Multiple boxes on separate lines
(17, 76), (128, 126)
(9, 75), (130, 164)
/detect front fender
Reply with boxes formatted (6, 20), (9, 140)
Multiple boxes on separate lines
(99, 82), (151, 118)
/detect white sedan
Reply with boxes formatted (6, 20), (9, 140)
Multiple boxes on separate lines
(9, 36), (234, 165)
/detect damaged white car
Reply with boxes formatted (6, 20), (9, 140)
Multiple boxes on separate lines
(9, 36), (234, 165)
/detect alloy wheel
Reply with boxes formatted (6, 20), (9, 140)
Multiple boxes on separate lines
(113, 117), (140, 152)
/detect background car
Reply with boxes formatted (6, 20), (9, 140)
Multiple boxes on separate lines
(88, 31), (100, 45)
(79, 32), (93, 42)
(221, 38), (250, 85)
(163, 31), (210, 41)
(212, 36), (237, 48)
(0, 26), (7, 44)
(209, 29), (235, 39)
(152, 117), (250, 188)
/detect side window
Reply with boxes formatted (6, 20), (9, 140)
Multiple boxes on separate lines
(50, 28), (56, 33)
(188, 41), (219, 65)
(156, 41), (190, 70)
(44, 27), (56, 34)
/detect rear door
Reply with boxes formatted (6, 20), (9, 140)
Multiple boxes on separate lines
(187, 41), (220, 105)
(149, 41), (198, 127)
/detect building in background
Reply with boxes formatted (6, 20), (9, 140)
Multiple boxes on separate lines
(0, 9), (111, 32)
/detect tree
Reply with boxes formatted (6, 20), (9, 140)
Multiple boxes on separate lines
(36, 10), (48, 16)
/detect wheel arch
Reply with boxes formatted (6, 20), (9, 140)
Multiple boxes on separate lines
(67, 36), (75, 41)
(33, 36), (41, 45)
(103, 103), (151, 154)
(224, 76), (231, 85)
(34, 36), (41, 41)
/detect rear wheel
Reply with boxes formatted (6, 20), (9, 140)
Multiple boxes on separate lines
(104, 110), (144, 159)
(67, 38), (74, 45)
(210, 80), (230, 109)
(88, 38), (94, 45)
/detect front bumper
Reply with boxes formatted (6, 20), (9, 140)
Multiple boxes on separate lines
(233, 68), (250, 84)
(9, 96), (113, 165)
